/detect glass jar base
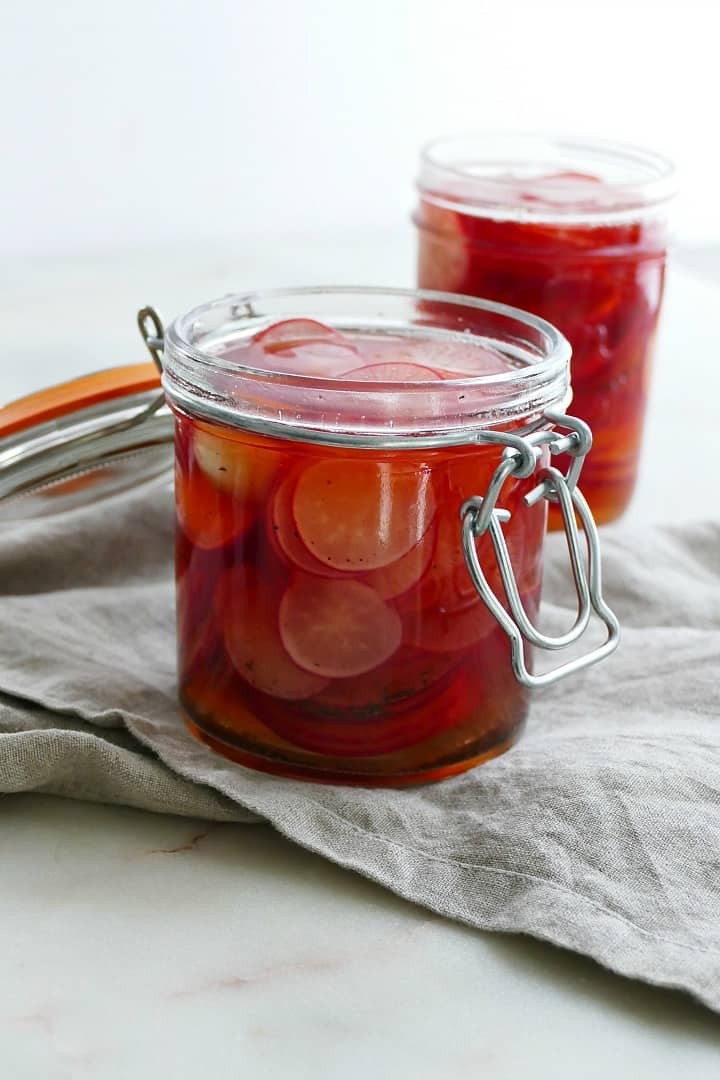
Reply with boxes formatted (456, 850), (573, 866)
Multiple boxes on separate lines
(183, 712), (522, 788)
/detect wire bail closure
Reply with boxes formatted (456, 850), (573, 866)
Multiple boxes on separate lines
(137, 306), (166, 375)
(461, 411), (620, 688)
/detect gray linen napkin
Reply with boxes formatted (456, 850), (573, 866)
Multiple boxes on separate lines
(2, 476), (719, 1011)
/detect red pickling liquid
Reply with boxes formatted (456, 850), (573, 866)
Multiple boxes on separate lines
(416, 172), (668, 525)
(174, 320), (546, 785)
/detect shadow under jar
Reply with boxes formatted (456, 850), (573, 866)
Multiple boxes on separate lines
(162, 287), (617, 786)
(415, 134), (676, 525)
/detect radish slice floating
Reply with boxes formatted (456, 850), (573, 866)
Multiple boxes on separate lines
(342, 334), (509, 380)
(341, 361), (443, 382)
(194, 429), (278, 498)
(223, 574), (329, 700)
(515, 170), (603, 209)
(393, 339), (510, 379)
(250, 319), (359, 378)
(364, 522), (436, 599)
(279, 577), (402, 678)
(293, 460), (436, 571)
(269, 475), (344, 578)
(253, 318), (349, 353)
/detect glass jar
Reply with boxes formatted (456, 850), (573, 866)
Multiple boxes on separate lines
(415, 134), (676, 525)
(156, 287), (618, 786)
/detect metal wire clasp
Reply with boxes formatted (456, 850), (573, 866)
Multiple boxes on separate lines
(461, 411), (620, 689)
(137, 306), (165, 374)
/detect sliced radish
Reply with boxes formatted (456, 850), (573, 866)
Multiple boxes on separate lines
(293, 459), (436, 571)
(312, 647), (456, 710)
(364, 522), (436, 600)
(175, 460), (246, 550)
(344, 331), (510, 380)
(181, 667), (301, 750)
(387, 338), (510, 379)
(194, 428), (278, 499)
(251, 341), (359, 378)
(223, 574), (329, 700)
(175, 524), (194, 583)
(175, 540), (242, 689)
(516, 170), (603, 208)
(253, 318), (348, 353)
(250, 318), (359, 378)
(342, 361), (443, 382)
(403, 598), (495, 654)
(257, 696), (441, 758)
(260, 653), (463, 757)
(416, 201), (468, 294)
(268, 474), (344, 578)
(279, 577), (402, 678)
(397, 511), (479, 615)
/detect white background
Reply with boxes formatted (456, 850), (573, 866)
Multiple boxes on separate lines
(2, 0), (718, 257)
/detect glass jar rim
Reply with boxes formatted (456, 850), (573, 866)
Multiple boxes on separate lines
(418, 132), (676, 224)
(163, 286), (571, 448)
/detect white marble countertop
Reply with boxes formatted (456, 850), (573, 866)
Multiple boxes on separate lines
(2, 239), (720, 1078)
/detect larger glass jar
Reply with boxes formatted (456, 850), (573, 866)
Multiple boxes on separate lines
(159, 287), (618, 786)
(415, 135), (675, 525)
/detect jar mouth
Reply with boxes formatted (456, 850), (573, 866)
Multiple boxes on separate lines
(163, 286), (570, 448)
(418, 132), (676, 225)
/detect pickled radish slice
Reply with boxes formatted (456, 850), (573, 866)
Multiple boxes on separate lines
(176, 553), (225, 679)
(312, 648), (455, 710)
(342, 362), (443, 382)
(416, 201), (468, 293)
(293, 460), (436, 571)
(175, 460), (244, 550)
(516, 171), (603, 208)
(403, 598), (495, 653)
(182, 671), (299, 750)
(433, 346), (511, 378)
(258, 693), (447, 758)
(364, 523), (436, 600)
(542, 170), (601, 183)
(250, 319), (359, 378)
(254, 318), (348, 353)
(269, 475), (344, 578)
(398, 511), (479, 615)
(260, 653), (466, 757)
(194, 429), (278, 497)
(279, 577), (402, 678)
(391, 338), (510, 379)
(349, 332), (510, 379)
(223, 576), (328, 700)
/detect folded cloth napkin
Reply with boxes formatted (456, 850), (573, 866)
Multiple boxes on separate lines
(1, 475), (719, 1011)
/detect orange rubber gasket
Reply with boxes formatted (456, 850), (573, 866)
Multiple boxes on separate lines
(0, 363), (162, 439)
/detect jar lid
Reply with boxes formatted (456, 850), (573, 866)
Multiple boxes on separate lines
(0, 363), (173, 521)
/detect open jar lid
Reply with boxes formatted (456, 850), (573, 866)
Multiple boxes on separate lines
(0, 362), (173, 522)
